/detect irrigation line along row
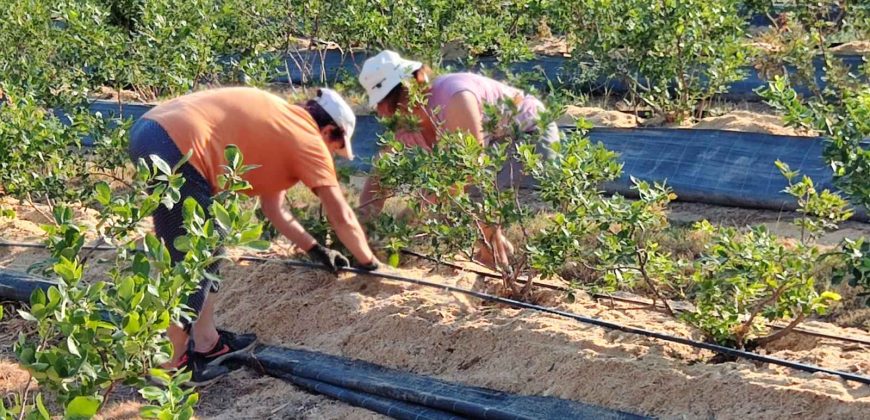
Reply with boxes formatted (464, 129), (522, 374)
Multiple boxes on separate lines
(2, 239), (868, 349)
(400, 246), (870, 348)
(0, 241), (116, 251)
(589, 293), (870, 347)
(237, 255), (870, 385)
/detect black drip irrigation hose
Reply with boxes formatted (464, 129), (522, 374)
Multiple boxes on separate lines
(591, 293), (870, 347)
(265, 369), (462, 420)
(398, 249), (566, 293)
(2, 239), (869, 383)
(2, 239), (869, 349)
(237, 255), (870, 385)
(0, 240), (116, 251)
(400, 246), (870, 348)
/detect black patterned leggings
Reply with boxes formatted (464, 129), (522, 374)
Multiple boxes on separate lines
(127, 118), (220, 327)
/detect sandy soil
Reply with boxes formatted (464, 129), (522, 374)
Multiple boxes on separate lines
(2, 194), (870, 419)
(559, 105), (644, 128)
(529, 36), (570, 57)
(562, 105), (818, 137)
(668, 201), (870, 246)
(831, 41), (870, 55)
(691, 110), (817, 137)
(212, 256), (870, 419)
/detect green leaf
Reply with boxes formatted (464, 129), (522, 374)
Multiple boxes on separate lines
(820, 291), (842, 301)
(147, 368), (172, 385)
(18, 310), (38, 322)
(117, 277), (135, 300)
(212, 203), (232, 228)
(94, 181), (111, 206)
(138, 386), (164, 401)
(36, 394), (50, 420)
(139, 405), (162, 419)
(243, 240), (271, 251)
(65, 396), (100, 419)
(174, 236), (191, 252)
(67, 336), (81, 357)
(150, 155), (172, 176)
(123, 313), (141, 335)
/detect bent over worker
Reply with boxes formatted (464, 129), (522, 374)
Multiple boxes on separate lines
(357, 50), (559, 270)
(128, 87), (379, 385)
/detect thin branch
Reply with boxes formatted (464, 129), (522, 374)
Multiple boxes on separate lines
(756, 312), (807, 347)
(635, 249), (675, 317)
(89, 171), (134, 189)
(100, 380), (117, 413)
(24, 192), (54, 224)
(741, 283), (788, 337)
(17, 374), (33, 420)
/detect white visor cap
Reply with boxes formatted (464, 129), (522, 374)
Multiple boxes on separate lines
(358, 50), (423, 108)
(315, 88), (356, 160)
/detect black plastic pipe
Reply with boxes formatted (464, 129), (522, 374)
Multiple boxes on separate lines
(591, 293), (870, 347)
(3, 239), (868, 349)
(245, 345), (646, 420)
(267, 371), (462, 420)
(238, 255), (870, 385)
(0, 269), (57, 302)
(2, 241), (867, 383)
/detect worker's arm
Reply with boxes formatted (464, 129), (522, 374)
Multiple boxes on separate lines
(443, 91), (485, 144)
(259, 189), (318, 252)
(358, 175), (387, 223)
(314, 185), (377, 265)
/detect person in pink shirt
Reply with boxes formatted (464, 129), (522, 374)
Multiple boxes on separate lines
(358, 50), (559, 270)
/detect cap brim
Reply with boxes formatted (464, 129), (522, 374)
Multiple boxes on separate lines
(336, 140), (354, 160)
(367, 61), (423, 108)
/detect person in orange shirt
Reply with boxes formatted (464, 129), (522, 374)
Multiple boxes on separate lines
(128, 87), (379, 385)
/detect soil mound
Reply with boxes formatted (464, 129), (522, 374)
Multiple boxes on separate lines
(831, 41), (870, 55)
(213, 255), (870, 419)
(691, 110), (816, 137)
(559, 106), (643, 128)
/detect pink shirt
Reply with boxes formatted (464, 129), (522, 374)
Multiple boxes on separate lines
(426, 73), (543, 137)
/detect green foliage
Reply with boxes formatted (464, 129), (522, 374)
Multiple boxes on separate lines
(374, 95), (683, 300)
(14, 146), (266, 418)
(554, 0), (748, 121)
(685, 222), (841, 347)
(0, 88), (130, 210)
(376, 129), (519, 263)
(760, 56), (870, 302)
(299, 0), (546, 64)
(776, 160), (852, 242)
(751, 1), (868, 99)
(835, 238), (870, 297)
(138, 369), (198, 420)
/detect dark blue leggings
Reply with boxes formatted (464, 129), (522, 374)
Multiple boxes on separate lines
(128, 118), (219, 325)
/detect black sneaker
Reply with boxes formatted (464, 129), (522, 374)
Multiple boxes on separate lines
(167, 350), (230, 387)
(188, 354), (230, 387)
(195, 329), (257, 367)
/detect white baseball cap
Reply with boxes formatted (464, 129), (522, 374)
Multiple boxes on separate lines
(359, 50), (423, 108)
(315, 88), (356, 160)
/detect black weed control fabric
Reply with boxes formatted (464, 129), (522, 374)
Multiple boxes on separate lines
(0, 269), (55, 302)
(586, 127), (845, 213)
(245, 345), (649, 420)
(272, 51), (865, 101)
